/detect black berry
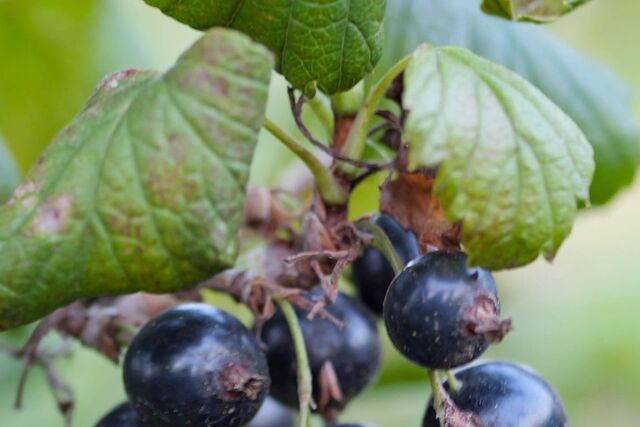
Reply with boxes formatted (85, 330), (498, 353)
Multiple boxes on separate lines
(95, 402), (145, 427)
(123, 303), (270, 427)
(383, 251), (511, 369)
(352, 213), (420, 313)
(246, 397), (295, 427)
(422, 361), (568, 427)
(258, 288), (381, 414)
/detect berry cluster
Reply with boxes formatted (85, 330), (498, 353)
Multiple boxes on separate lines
(94, 213), (568, 427)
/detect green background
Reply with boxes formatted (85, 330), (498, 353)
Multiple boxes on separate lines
(1, 0), (640, 426)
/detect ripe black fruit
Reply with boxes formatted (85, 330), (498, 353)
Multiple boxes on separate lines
(422, 361), (568, 427)
(352, 213), (420, 313)
(95, 402), (145, 427)
(123, 303), (270, 427)
(383, 251), (511, 369)
(259, 288), (381, 413)
(246, 397), (295, 427)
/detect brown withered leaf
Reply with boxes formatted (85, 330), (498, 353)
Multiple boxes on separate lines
(380, 171), (462, 251)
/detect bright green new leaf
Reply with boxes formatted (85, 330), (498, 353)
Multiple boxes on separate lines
(143, 0), (386, 95)
(0, 135), (20, 204)
(404, 45), (594, 269)
(382, 0), (640, 205)
(481, 0), (591, 22)
(0, 29), (273, 330)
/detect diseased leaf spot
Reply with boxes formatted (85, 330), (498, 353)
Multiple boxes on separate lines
(29, 194), (73, 235)
(0, 29), (273, 330)
(7, 180), (40, 209)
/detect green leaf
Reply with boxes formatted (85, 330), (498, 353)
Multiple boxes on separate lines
(0, 29), (273, 330)
(481, 0), (591, 22)
(381, 0), (640, 205)
(142, 0), (386, 95)
(0, 135), (20, 204)
(403, 45), (594, 269)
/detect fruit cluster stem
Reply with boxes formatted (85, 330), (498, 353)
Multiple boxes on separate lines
(428, 370), (449, 427)
(277, 299), (313, 427)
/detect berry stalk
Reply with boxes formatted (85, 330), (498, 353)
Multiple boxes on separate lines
(355, 219), (405, 274)
(277, 299), (313, 427)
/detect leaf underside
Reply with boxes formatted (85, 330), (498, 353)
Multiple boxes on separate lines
(403, 45), (594, 270)
(481, 0), (591, 22)
(382, 0), (640, 205)
(143, 0), (386, 95)
(0, 29), (273, 330)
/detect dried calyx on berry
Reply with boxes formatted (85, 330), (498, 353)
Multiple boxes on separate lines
(123, 303), (270, 427)
(383, 251), (511, 369)
(422, 361), (568, 427)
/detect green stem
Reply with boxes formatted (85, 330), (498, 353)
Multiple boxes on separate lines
(330, 81), (365, 116)
(428, 370), (448, 427)
(446, 370), (461, 393)
(337, 54), (414, 178)
(264, 118), (348, 205)
(307, 94), (335, 138)
(278, 299), (313, 427)
(355, 219), (404, 274)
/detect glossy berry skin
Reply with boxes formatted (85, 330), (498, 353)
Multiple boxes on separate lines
(246, 397), (295, 427)
(383, 251), (508, 369)
(423, 361), (568, 427)
(123, 303), (270, 427)
(259, 288), (381, 412)
(352, 213), (420, 313)
(95, 402), (145, 427)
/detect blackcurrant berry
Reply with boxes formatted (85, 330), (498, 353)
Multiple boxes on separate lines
(123, 303), (270, 427)
(258, 288), (381, 413)
(246, 397), (295, 427)
(422, 361), (568, 427)
(383, 251), (511, 369)
(95, 402), (145, 427)
(352, 213), (420, 313)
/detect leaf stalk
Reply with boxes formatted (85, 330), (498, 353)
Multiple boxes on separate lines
(263, 118), (348, 205)
(337, 54), (414, 177)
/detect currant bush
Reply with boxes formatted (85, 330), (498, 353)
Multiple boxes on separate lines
(2, 1), (627, 426)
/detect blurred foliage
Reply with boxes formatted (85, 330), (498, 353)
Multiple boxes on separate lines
(1, 0), (640, 426)
(0, 1), (100, 170)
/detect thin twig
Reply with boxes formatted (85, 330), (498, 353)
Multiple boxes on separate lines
(287, 88), (389, 171)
